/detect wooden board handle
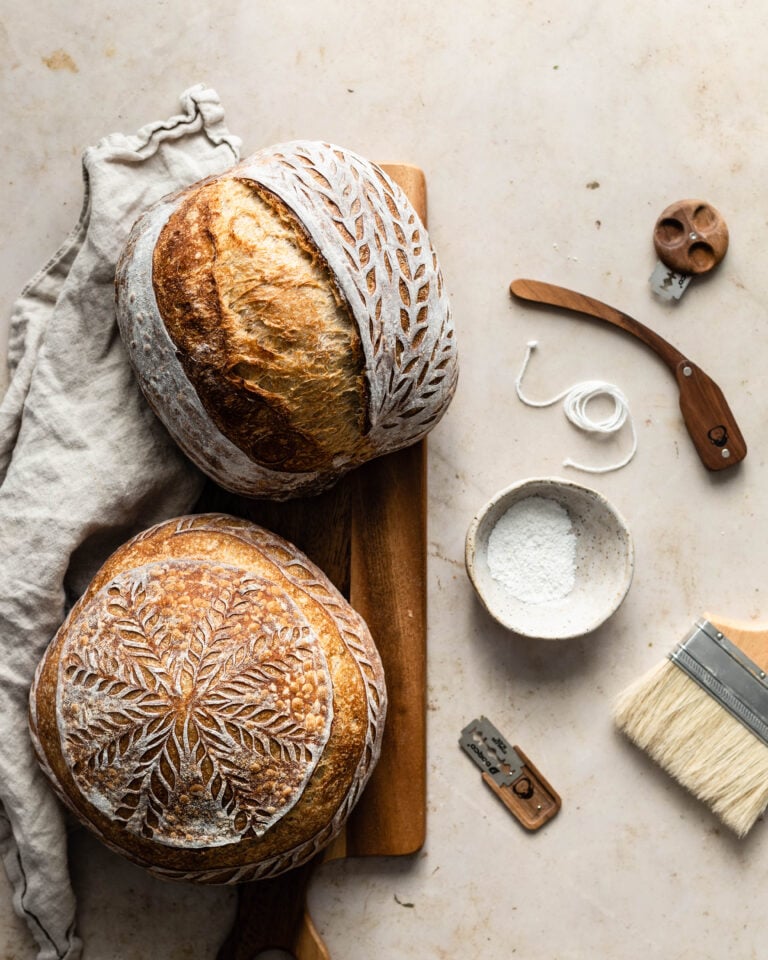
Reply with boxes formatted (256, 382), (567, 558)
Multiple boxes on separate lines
(510, 278), (747, 471)
(217, 860), (323, 960)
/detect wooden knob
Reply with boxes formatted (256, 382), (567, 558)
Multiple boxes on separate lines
(653, 199), (729, 275)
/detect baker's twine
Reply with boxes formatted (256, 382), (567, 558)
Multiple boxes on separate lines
(515, 340), (637, 473)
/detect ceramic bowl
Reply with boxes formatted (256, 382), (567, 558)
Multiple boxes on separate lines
(465, 477), (634, 639)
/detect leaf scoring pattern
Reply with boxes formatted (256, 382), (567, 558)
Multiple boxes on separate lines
(41, 515), (387, 884)
(57, 560), (333, 849)
(234, 142), (458, 452)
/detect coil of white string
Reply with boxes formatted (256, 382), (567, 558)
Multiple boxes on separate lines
(515, 340), (637, 474)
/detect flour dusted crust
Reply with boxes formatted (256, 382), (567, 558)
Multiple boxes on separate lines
(115, 140), (458, 498)
(29, 514), (386, 883)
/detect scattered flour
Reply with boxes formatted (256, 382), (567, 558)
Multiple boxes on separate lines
(487, 496), (576, 604)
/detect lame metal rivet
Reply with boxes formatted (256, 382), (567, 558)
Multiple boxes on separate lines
(683, 365), (693, 377)
(722, 449), (731, 459)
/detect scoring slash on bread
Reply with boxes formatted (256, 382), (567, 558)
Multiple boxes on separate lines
(29, 514), (386, 883)
(115, 141), (458, 499)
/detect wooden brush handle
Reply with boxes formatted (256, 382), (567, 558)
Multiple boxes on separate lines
(706, 615), (768, 674)
(509, 278), (747, 471)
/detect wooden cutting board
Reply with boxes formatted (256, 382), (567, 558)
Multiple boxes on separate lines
(203, 164), (429, 960)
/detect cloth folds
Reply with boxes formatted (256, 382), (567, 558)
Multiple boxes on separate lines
(0, 86), (241, 959)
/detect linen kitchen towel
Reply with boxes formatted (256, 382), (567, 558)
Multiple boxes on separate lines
(0, 85), (240, 959)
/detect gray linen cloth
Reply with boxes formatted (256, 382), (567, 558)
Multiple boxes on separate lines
(0, 86), (241, 960)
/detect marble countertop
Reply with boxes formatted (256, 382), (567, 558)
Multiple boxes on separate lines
(3, 2), (768, 957)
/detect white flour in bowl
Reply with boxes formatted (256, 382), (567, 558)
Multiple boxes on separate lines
(486, 496), (576, 604)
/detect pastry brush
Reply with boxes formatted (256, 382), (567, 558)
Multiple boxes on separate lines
(614, 614), (768, 836)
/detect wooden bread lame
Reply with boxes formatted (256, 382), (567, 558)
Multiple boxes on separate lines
(211, 163), (428, 960)
(510, 278), (747, 471)
(480, 745), (561, 831)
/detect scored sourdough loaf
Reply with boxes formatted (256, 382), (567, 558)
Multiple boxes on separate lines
(29, 514), (386, 883)
(115, 140), (458, 499)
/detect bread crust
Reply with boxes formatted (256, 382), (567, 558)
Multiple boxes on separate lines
(115, 141), (458, 499)
(29, 514), (386, 883)
(153, 178), (370, 472)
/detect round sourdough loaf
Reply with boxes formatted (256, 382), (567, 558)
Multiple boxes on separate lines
(29, 514), (386, 883)
(115, 140), (458, 498)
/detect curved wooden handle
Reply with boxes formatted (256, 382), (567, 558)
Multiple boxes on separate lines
(510, 278), (684, 370)
(509, 278), (747, 471)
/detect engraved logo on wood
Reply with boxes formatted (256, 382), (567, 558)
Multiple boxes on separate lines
(57, 560), (333, 848)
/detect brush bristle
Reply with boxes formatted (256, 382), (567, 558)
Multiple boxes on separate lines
(614, 659), (768, 837)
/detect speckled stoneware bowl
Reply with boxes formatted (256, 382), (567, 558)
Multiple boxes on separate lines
(465, 477), (634, 640)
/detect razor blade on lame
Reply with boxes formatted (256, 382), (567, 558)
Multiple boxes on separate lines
(459, 716), (561, 830)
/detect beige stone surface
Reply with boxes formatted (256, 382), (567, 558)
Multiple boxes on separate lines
(2, 2), (768, 957)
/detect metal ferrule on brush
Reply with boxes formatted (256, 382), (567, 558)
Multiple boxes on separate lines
(670, 619), (768, 747)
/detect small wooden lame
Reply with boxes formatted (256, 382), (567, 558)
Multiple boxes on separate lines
(480, 746), (561, 831)
(651, 199), (729, 300)
(459, 717), (561, 831)
(510, 278), (747, 471)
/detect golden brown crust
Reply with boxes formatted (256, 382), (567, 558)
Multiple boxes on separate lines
(115, 140), (459, 499)
(30, 515), (385, 882)
(152, 178), (369, 473)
